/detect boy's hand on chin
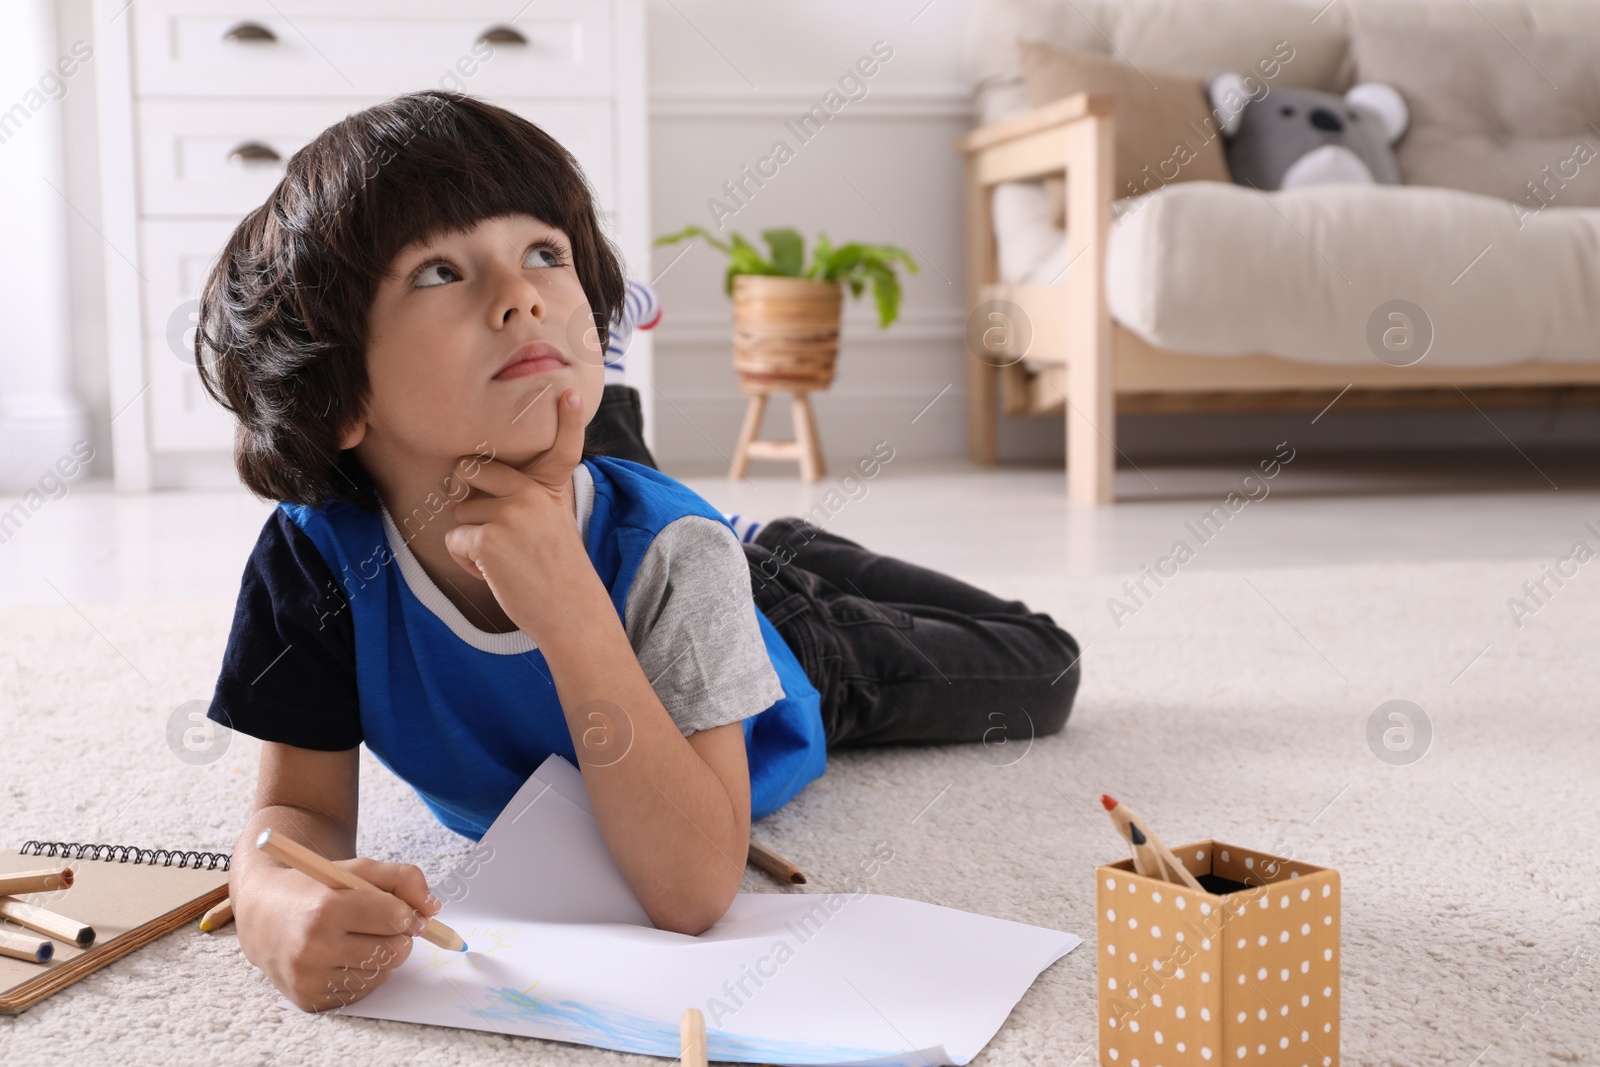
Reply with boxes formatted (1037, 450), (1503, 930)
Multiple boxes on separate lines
(444, 387), (594, 642)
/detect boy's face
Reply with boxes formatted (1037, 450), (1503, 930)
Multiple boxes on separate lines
(344, 212), (605, 481)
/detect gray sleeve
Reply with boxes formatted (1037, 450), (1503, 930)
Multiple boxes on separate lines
(623, 515), (787, 736)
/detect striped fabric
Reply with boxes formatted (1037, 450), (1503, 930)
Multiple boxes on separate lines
(724, 513), (764, 544)
(604, 278), (663, 382)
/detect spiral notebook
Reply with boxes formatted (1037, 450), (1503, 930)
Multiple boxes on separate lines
(0, 840), (232, 1014)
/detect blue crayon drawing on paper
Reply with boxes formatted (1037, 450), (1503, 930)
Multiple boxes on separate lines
(466, 989), (923, 1065)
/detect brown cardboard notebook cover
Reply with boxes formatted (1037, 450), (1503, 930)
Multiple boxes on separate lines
(0, 841), (231, 1013)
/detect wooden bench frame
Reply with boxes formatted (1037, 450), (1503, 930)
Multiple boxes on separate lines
(955, 92), (1600, 503)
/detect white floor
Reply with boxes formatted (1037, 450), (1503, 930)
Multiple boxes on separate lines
(7, 449), (1600, 1063)
(4, 448), (1598, 608)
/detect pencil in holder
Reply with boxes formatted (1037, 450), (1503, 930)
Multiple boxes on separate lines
(1096, 840), (1340, 1066)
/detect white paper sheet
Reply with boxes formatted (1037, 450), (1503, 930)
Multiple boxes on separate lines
(343, 756), (1080, 1065)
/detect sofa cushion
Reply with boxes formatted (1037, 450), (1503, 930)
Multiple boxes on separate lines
(1351, 23), (1600, 210)
(1104, 181), (1600, 365)
(1018, 41), (1233, 226)
(966, 0), (1600, 107)
(1110, 0), (1350, 91)
(1345, 0), (1600, 33)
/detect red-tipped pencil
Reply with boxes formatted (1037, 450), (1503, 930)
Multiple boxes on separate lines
(1103, 793), (1163, 879)
(0, 868), (73, 895)
(1101, 794), (1204, 891)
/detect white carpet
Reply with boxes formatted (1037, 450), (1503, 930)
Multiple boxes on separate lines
(2, 556), (1597, 1065)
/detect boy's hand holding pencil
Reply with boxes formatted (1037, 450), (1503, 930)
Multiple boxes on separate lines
(256, 830), (465, 952)
(234, 829), (453, 1013)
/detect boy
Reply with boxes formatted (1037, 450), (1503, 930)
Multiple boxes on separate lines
(582, 275), (663, 468)
(199, 91), (1081, 1013)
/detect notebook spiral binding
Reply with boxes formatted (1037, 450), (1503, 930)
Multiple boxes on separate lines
(20, 840), (233, 872)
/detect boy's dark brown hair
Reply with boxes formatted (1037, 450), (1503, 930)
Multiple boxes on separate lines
(195, 91), (625, 514)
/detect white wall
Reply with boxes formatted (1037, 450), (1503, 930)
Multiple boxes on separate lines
(58, 0), (108, 479)
(0, 0), (91, 491)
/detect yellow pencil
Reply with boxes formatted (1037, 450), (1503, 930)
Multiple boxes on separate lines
(255, 829), (466, 952)
(199, 897), (234, 933)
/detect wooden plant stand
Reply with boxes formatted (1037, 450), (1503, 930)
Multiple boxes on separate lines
(727, 275), (841, 482)
(730, 389), (826, 481)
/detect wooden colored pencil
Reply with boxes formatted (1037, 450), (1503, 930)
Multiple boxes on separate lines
(1102, 794), (1162, 879)
(0, 897), (94, 947)
(255, 829), (467, 952)
(1127, 822), (1166, 882)
(1156, 850), (1202, 888)
(1101, 794), (1136, 840)
(199, 897), (234, 933)
(680, 1007), (708, 1067)
(1101, 794), (1205, 891)
(0, 868), (73, 896)
(747, 840), (806, 884)
(0, 928), (53, 964)
(1147, 836), (1205, 891)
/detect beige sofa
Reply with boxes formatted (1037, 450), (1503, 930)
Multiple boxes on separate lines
(959, 0), (1600, 502)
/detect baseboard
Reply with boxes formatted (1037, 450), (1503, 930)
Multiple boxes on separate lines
(0, 393), (89, 493)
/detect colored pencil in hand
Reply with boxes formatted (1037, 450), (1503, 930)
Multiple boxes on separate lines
(255, 829), (467, 952)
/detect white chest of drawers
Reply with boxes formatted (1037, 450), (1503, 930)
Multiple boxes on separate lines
(93, 0), (652, 491)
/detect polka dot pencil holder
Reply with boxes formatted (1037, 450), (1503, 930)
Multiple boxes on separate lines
(1097, 840), (1341, 1067)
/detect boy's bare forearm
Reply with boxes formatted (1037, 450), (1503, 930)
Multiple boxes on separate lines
(229, 803), (356, 893)
(537, 570), (748, 934)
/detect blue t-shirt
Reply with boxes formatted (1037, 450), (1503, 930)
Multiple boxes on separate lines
(206, 456), (827, 838)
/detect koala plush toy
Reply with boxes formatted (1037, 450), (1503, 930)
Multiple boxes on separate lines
(1207, 74), (1409, 191)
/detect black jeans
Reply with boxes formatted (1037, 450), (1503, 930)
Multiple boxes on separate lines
(744, 518), (1081, 748)
(585, 382), (659, 468)
(585, 384), (1083, 749)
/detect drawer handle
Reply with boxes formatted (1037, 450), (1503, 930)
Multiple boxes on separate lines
(477, 25), (528, 46)
(222, 21), (277, 44)
(228, 142), (283, 166)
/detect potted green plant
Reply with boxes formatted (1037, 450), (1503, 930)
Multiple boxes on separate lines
(655, 225), (919, 323)
(653, 226), (918, 393)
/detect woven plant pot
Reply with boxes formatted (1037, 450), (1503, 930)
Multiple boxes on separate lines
(731, 275), (843, 394)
